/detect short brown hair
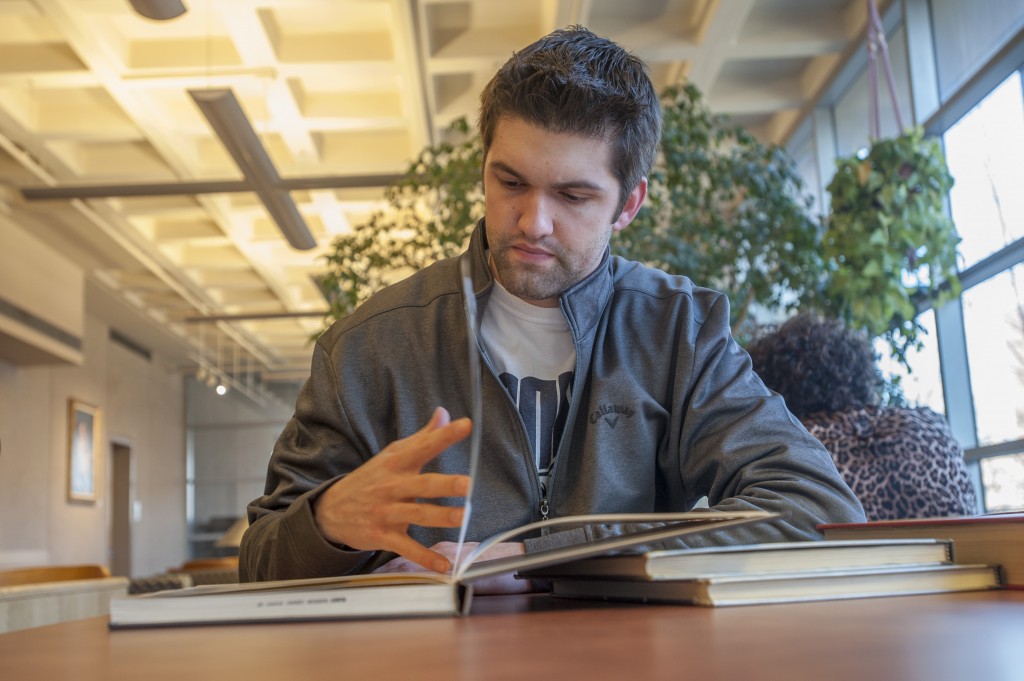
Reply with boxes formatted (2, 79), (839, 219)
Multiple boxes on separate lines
(478, 26), (661, 213)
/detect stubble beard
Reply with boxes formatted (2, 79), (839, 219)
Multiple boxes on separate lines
(488, 235), (606, 304)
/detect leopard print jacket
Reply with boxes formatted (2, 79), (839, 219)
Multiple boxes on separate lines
(801, 406), (977, 521)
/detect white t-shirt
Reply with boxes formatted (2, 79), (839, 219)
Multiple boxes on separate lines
(479, 278), (575, 497)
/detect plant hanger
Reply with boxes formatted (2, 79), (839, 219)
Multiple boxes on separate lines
(866, 0), (905, 139)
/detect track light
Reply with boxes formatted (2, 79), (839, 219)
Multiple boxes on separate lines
(215, 382), (229, 396)
(128, 1), (187, 21)
(189, 88), (317, 251)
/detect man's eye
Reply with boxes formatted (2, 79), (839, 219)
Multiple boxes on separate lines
(499, 178), (521, 189)
(561, 192), (586, 203)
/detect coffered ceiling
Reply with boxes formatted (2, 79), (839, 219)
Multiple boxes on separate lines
(0, 0), (883, 403)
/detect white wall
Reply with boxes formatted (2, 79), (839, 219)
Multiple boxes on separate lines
(0, 315), (186, 577)
(186, 378), (294, 556)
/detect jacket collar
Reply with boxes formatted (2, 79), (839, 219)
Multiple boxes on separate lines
(463, 219), (615, 341)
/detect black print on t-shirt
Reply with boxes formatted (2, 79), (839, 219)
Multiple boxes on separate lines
(497, 371), (573, 479)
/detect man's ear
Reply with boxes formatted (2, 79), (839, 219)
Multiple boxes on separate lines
(611, 178), (648, 233)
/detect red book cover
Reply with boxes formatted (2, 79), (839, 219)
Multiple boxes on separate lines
(818, 513), (1024, 531)
(818, 514), (1024, 589)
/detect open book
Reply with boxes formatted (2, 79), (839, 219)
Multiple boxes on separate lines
(108, 509), (775, 628)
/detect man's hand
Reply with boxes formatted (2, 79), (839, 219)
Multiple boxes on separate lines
(375, 541), (531, 595)
(313, 407), (472, 573)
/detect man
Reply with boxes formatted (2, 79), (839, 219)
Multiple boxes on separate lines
(240, 26), (864, 586)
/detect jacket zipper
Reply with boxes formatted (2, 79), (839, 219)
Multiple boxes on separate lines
(473, 287), (582, 525)
(475, 327), (551, 522)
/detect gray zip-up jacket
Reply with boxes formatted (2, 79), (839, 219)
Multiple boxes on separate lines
(240, 222), (864, 582)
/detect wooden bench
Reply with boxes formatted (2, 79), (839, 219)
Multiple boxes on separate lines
(0, 564), (127, 633)
(0, 564), (110, 587)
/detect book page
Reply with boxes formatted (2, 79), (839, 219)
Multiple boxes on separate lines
(454, 509), (776, 582)
(137, 572), (456, 600)
(452, 257), (483, 572)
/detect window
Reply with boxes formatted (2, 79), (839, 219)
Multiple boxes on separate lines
(937, 67), (1024, 509)
(876, 310), (945, 413)
(943, 72), (1024, 270)
(981, 453), (1024, 512)
(931, 0), (1024, 102)
(941, 67), (1024, 512)
(961, 268), (1024, 446)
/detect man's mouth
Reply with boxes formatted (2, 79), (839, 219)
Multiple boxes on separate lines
(512, 243), (554, 262)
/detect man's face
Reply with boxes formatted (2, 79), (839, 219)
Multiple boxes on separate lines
(483, 116), (646, 307)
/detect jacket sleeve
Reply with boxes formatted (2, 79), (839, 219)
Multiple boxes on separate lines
(525, 293), (865, 554)
(671, 293), (865, 545)
(239, 338), (392, 582)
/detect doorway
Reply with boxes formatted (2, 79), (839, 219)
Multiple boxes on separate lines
(109, 442), (133, 577)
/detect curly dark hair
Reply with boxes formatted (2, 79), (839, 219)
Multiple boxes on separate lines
(746, 313), (883, 419)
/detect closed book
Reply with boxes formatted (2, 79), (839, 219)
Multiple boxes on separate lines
(521, 539), (953, 581)
(109, 573), (464, 628)
(818, 513), (1024, 589)
(109, 509), (774, 628)
(548, 563), (1002, 607)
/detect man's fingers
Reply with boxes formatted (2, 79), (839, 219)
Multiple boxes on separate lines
(408, 413), (473, 458)
(369, 472), (468, 504)
(381, 501), (465, 529)
(387, 535), (453, 574)
(421, 406), (450, 431)
(381, 413), (473, 471)
(314, 407), (474, 559)
(396, 473), (470, 500)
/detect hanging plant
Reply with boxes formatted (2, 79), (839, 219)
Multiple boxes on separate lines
(822, 127), (960, 366)
(818, 0), (961, 369)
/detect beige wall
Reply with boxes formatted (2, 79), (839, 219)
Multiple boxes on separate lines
(0, 175), (299, 580)
(0, 315), (186, 577)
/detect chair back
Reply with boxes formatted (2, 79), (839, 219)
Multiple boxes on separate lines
(171, 556), (239, 572)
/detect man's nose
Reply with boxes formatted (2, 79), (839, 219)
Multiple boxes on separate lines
(517, 192), (554, 238)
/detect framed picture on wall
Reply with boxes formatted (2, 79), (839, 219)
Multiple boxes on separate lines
(68, 399), (100, 503)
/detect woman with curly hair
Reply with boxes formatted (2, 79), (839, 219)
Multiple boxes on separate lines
(746, 313), (977, 521)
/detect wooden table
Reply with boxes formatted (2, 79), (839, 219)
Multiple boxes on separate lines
(2, 590), (1023, 681)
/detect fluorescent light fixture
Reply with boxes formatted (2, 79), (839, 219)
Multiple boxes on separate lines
(20, 174), (400, 200)
(128, 0), (187, 21)
(189, 88), (317, 251)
